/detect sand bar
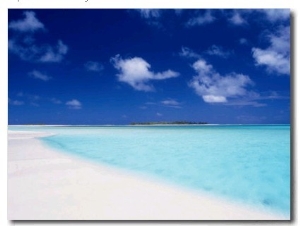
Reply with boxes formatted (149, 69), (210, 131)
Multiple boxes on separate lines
(7, 130), (289, 220)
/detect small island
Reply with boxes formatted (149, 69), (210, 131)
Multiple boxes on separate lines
(130, 121), (208, 125)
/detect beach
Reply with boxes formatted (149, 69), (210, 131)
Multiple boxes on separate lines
(7, 130), (288, 220)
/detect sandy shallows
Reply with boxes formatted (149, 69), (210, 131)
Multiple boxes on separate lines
(7, 131), (288, 220)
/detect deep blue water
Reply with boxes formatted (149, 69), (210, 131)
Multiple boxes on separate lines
(9, 125), (290, 216)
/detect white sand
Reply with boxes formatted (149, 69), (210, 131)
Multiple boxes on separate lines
(7, 131), (288, 220)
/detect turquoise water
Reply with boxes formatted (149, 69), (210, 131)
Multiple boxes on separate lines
(9, 125), (290, 216)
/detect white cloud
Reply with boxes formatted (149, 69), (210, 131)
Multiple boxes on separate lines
(239, 38), (248, 45)
(9, 38), (68, 63)
(252, 26), (290, 75)
(29, 70), (52, 81)
(261, 9), (290, 22)
(66, 99), (82, 109)
(202, 95), (227, 103)
(156, 112), (163, 117)
(9, 11), (45, 32)
(8, 11), (68, 63)
(186, 10), (215, 27)
(228, 11), (246, 25)
(39, 40), (68, 63)
(252, 49), (289, 74)
(161, 99), (181, 108)
(111, 55), (179, 91)
(206, 45), (232, 58)
(84, 61), (104, 72)
(137, 9), (161, 19)
(135, 9), (163, 27)
(189, 59), (254, 103)
(179, 47), (201, 59)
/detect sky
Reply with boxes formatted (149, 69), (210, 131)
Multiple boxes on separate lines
(8, 9), (290, 125)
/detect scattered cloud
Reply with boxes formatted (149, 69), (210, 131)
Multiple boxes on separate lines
(252, 26), (290, 75)
(8, 98), (24, 106)
(9, 11), (45, 32)
(8, 39), (68, 63)
(224, 100), (266, 107)
(228, 11), (247, 26)
(134, 9), (163, 28)
(29, 70), (52, 81)
(111, 55), (179, 91)
(180, 45), (232, 60)
(239, 38), (248, 45)
(8, 11), (68, 63)
(143, 99), (182, 109)
(66, 99), (82, 109)
(161, 99), (181, 108)
(179, 47), (201, 59)
(261, 9), (290, 22)
(206, 45), (232, 58)
(9, 93), (41, 106)
(189, 59), (254, 103)
(137, 9), (161, 19)
(186, 10), (215, 27)
(84, 61), (104, 72)
(39, 40), (68, 63)
(156, 112), (163, 117)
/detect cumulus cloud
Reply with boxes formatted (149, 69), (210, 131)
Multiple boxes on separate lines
(111, 55), (179, 91)
(189, 59), (254, 103)
(252, 26), (290, 75)
(84, 61), (104, 72)
(29, 70), (52, 81)
(8, 11), (68, 63)
(66, 99), (82, 109)
(186, 10), (215, 27)
(9, 11), (45, 32)
(206, 45), (232, 58)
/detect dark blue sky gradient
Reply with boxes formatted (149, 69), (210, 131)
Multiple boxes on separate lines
(8, 9), (290, 125)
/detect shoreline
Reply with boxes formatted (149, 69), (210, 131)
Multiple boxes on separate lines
(8, 130), (289, 220)
(8, 124), (290, 127)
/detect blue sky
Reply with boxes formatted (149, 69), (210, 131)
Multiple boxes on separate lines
(8, 9), (290, 125)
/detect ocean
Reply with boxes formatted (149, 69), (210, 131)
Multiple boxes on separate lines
(8, 125), (290, 216)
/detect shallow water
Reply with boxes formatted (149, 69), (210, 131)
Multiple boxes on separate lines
(9, 125), (290, 216)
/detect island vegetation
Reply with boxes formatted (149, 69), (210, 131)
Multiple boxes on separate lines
(130, 121), (208, 125)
